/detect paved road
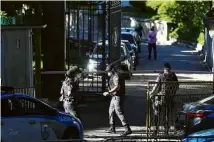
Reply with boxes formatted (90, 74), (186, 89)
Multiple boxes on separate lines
(138, 43), (209, 72)
(80, 43), (212, 141)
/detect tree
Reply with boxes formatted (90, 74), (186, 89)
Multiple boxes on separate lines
(1, 1), (43, 25)
(145, 1), (210, 43)
(129, 1), (156, 13)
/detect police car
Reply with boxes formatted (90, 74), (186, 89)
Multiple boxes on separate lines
(1, 86), (84, 142)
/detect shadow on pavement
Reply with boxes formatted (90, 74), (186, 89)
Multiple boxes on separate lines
(80, 85), (147, 131)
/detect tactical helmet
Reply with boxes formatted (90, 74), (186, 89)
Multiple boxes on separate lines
(105, 65), (116, 72)
(65, 66), (78, 77)
(164, 63), (171, 70)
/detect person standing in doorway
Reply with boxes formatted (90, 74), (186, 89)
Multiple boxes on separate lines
(148, 26), (157, 60)
(103, 65), (132, 136)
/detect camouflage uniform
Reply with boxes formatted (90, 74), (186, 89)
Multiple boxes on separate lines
(60, 67), (81, 118)
(105, 66), (132, 136)
(150, 71), (179, 134)
(108, 73), (127, 126)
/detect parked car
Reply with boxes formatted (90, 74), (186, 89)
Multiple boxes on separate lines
(175, 95), (214, 132)
(121, 27), (135, 34)
(1, 86), (84, 142)
(121, 42), (134, 74)
(183, 129), (214, 142)
(183, 112), (214, 142)
(121, 32), (138, 52)
(121, 40), (138, 69)
(87, 40), (132, 79)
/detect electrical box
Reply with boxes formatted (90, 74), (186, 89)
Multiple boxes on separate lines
(1, 27), (33, 89)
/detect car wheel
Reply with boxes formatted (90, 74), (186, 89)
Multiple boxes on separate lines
(63, 127), (80, 139)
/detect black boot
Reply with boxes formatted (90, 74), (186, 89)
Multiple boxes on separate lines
(105, 125), (116, 133)
(120, 124), (132, 136)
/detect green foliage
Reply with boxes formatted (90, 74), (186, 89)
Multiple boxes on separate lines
(0, 11), (7, 17)
(144, 1), (210, 43)
(146, 1), (164, 10)
(197, 32), (205, 45)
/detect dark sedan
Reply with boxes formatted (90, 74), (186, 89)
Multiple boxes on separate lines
(175, 95), (214, 133)
(183, 112), (214, 142)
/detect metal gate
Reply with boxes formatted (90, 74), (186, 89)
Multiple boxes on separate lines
(146, 81), (214, 138)
(65, 1), (121, 94)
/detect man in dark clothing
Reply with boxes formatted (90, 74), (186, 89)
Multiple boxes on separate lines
(133, 28), (141, 53)
(136, 24), (143, 38)
(148, 26), (157, 60)
(59, 66), (81, 118)
(103, 65), (132, 136)
(150, 63), (179, 135)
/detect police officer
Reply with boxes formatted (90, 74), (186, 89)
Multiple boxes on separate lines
(59, 66), (81, 118)
(150, 63), (179, 135)
(103, 65), (132, 136)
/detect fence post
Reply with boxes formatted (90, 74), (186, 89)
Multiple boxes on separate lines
(146, 81), (150, 140)
(35, 29), (41, 98)
(102, 3), (106, 92)
(213, 72), (214, 94)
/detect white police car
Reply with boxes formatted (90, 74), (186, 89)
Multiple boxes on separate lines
(1, 86), (84, 142)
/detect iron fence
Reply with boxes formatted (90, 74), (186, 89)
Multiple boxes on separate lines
(13, 87), (35, 97)
(146, 81), (214, 138)
(1, 86), (35, 97)
(84, 135), (214, 142)
(65, 1), (122, 94)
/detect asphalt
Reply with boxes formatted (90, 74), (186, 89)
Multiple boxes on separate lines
(137, 43), (209, 72)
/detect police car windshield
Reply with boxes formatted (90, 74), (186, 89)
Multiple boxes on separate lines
(121, 34), (135, 44)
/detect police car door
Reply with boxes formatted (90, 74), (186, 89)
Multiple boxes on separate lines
(1, 97), (35, 142)
(16, 97), (57, 141)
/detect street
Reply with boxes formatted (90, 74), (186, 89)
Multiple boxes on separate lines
(79, 43), (212, 141)
(2, 1), (214, 142)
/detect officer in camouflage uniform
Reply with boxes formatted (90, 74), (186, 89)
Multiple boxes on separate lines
(59, 66), (81, 118)
(150, 63), (179, 135)
(103, 65), (132, 136)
